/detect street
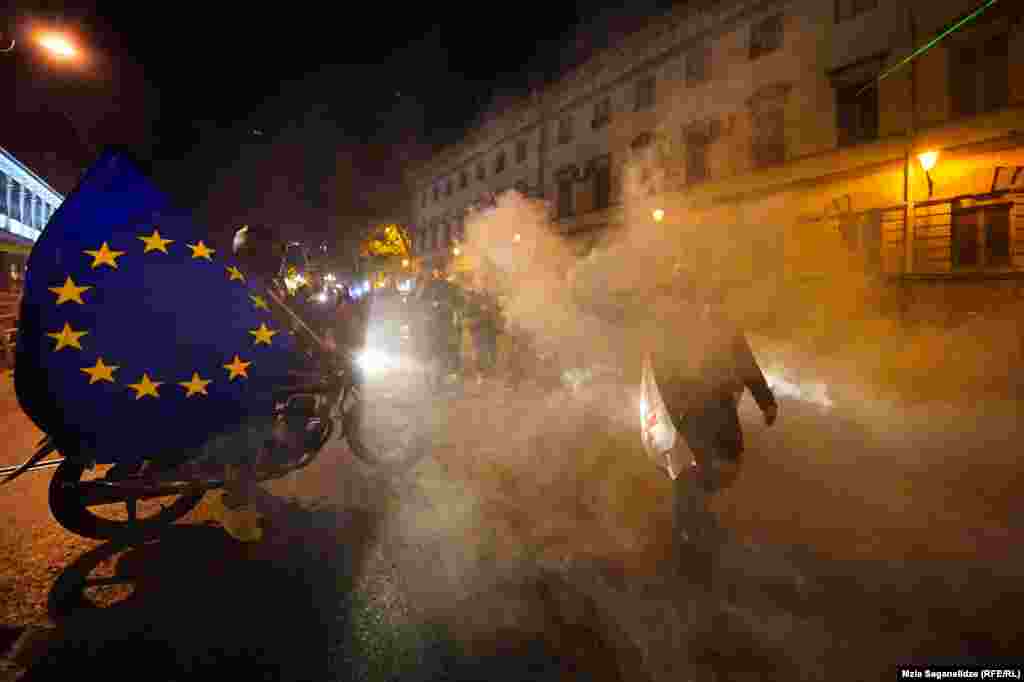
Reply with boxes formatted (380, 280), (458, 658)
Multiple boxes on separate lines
(1, 348), (1022, 680)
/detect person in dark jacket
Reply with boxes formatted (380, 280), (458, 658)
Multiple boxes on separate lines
(417, 269), (463, 390)
(649, 278), (778, 586)
(464, 275), (501, 385)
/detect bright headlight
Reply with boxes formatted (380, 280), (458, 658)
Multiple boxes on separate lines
(355, 348), (396, 373)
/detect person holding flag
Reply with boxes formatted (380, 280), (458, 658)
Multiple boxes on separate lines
(642, 271), (778, 587)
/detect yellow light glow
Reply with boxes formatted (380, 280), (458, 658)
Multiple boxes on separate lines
(513, 233), (522, 243)
(402, 258), (410, 267)
(38, 33), (77, 59)
(917, 151), (939, 172)
(453, 247), (461, 256)
(652, 208), (665, 222)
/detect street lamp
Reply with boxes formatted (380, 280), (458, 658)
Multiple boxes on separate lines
(513, 233), (522, 243)
(452, 246), (461, 257)
(652, 208), (665, 223)
(401, 258), (410, 268)
(917, 150), (939, 198)
(36, 32), (78, 60)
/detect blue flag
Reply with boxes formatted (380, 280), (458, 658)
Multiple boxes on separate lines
(14, 149), (309, 465)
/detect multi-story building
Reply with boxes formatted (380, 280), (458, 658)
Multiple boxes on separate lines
(406, 0), (1024, 324)
(1, 146), (64, 290)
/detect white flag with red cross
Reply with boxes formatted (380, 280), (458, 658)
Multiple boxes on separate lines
(640, 352), (692, 480)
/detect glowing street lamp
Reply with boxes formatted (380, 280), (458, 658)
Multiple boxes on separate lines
(652, 208), (665, 223)
(513, 233), (522, 243)
(452, 246), (461, 257)
(36, 32), (77, 60)
(917, 150), (939, 198)
(401, 258), (410, 268)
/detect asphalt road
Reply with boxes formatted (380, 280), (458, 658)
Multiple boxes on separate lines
(1, 358), (1022, 680)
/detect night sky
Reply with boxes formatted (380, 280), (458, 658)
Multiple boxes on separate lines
(4, 1), (678, 250)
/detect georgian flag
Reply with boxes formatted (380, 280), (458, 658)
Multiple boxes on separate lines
(640, 352), (690, 480)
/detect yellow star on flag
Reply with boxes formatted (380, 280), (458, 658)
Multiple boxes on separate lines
(250, 294), (270, 311)
(249, 323), (278, 346)
(139, 229), (174, 254)
(186, 241), (215, 261)
(127, 373), (163, 399)
(48, 276), (91, 305)
(226, 265), (245, 282)
(47, 323), (89, 351)
(179, 372), (212, 397)
(80, 358), (119, 384)
(83, 242), (126, 269)
(224, 355), (251, 380)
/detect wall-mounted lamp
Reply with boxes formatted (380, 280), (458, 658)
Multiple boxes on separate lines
(513, 233), (522, 243)
(917, 150), (939, 198)
(401, 258), (410, 268)
(652, 208), (665, 222)
(452, 247), (461, 257)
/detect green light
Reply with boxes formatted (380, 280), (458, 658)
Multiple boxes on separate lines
(857, 0), (999, 96)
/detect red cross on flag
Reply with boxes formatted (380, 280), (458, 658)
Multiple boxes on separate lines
(640, 352), (690, 480)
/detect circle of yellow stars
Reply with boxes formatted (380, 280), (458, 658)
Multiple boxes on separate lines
(42, 228), (280, 401)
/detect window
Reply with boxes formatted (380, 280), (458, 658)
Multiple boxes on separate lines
(9, 181), (20, 222)
(34, 196), (42, 229)
(558, 116), (574, 144)
(630, 132), (653, 151)
(477, 163), (486, 181)
(686, 46), (710, 87)
(0, 173), (6, 216)
(836, 0), (877, 23)
(516, 139), (528, 163)
(752, 106), (785, 167)
(495, 151), (506, 174)
(556, 170), (575, 219)
(686, 131), (710, 184)
(750, 15), (783, 60)
(592, 97), (611, 129)
(591, 156), (611, 210)
(836, 80), (878, 147)
(459, 171), (468, 189)
(23, 192), (31, 227)
(634, 77), (655, 111)
(952, 204), (1012, 269)
(951, 34), (1008, 119)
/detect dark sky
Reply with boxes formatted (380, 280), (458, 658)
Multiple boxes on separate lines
(4, 1), (678, 247)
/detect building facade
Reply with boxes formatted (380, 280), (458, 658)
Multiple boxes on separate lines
(0, 146), (63, 291)
(406, 0), (1024, 324)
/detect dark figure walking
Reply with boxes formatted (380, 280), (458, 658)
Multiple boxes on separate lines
(465, 278), (501, 385)
(650, 282), (778, 588)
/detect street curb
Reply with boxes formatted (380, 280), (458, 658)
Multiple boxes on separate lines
(0, 625), (61, 680)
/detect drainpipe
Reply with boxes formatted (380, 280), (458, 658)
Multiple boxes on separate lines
(537, 89), (549, 200)
(901, 6), (918, 325)
(904, 6), (918, 276)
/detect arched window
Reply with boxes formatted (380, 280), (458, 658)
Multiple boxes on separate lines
(10, 180), (21, 222)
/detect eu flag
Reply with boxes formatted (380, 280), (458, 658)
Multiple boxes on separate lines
(14, 149), (308, 465)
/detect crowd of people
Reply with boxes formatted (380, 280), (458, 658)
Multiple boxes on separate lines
(317, 267), (505, 391)
(280, 259), (781, 586)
